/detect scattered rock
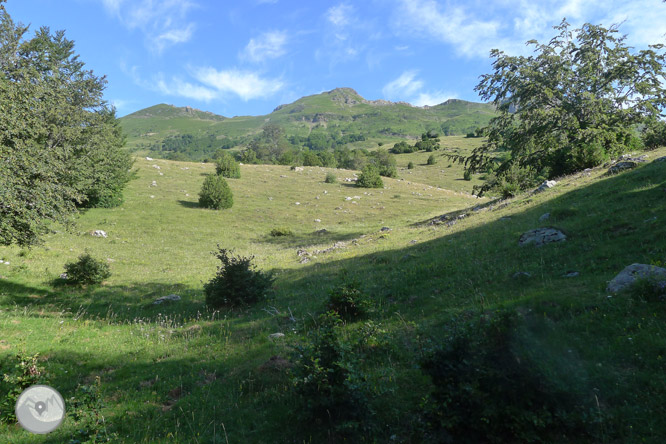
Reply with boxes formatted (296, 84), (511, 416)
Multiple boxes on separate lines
(91, 230), (108, 238)
(380, 227), (391, 232)
(534, 180), (557, 193)
(607, 263), (666, 294)
(654, 156), (666, 163)
(299, 257), (310, 264)
(297, 249), (309, 257)
(151, 180), (157, 187)
(315, 229), (329, 235)
(345, 197), (353, 201)
(268, 197), (273, 201)
(314, 219), (321, 222)
(150, 195), (155, 198)
(608, 161), (640, 174)
(152, 164), (160, 170)
(146, 156), (153, 161)
(539, 212), (551, 221)
(295, 202), (301, 205)
(335, 206), (343, 210)
(269, 333), (285, 340)
(293, 167), (304, 172)
(153, 294), (181, 305)
(564, 271), (580, 278)
(512, 271), (532, 279)
(59, 273), (68, 280)
(280, 175), (287, 178)
(519, 228), (566, 246)
(409, 240), (417, 244)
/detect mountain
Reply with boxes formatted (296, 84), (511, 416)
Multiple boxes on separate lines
(119, 88), (496, 154)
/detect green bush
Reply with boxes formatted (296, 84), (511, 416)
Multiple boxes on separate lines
(270, 227), (293, 237)
(325, 172), (337, 183)
(628, 278), (666, 302)
(421, 310), (596, 443)
(64, 253), (111, 285)
(427, 154), (437, 165)
(356, 165), (384, 188)
(215, 153), (241, 179)
(204, 247), (274, 308)
(0, 352), (48, 424)
(326, 282), (373, 321)
(407, 161), (414, 169)
(69, 377), (117, 443)
(199, 175), (233, 210)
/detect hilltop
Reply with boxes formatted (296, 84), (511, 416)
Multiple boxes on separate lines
(119, 88), (496, 152)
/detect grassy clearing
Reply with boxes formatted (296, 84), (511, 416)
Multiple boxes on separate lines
(1, 148), (666, 442)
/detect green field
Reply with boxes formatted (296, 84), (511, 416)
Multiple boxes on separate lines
(2, 145), (666, 442)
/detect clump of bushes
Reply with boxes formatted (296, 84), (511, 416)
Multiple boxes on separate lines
(215, 153), (241, 179)
(199, 174), (233, 209)
(356, 165), (383, 188)
(407, 161), (414, 169)
(204, 247), (274, 308)
(270, 227), (293, 237)
(420, 310), (596, 442)
(326, 281), (373, 321)
(63, 253), (111, 285)
(0, 352), (48, 424)
(427, 154), (437, 165)
(628, 278), (666, 302)
(324, 172), (337, 183)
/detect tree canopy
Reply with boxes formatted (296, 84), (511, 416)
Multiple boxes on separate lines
(0, 2), (133, 246)
(459, 20), (666, 196)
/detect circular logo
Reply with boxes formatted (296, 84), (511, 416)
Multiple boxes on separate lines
(15, 385), (65, 434)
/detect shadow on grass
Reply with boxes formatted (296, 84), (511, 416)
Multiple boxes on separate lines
(177, 200), (200, 209)
(255, 230), (365, 248)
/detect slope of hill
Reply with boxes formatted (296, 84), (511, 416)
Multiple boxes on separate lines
(119, 88), (496, 152)
(1, 147), (665, 442)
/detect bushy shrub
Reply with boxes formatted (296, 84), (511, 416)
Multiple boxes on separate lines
(407, 161), (414, 169)
(0, 352), (48, 424)
(204, 247), (274, 308)
(324, 172), (337, 183)
(326, 282), (373, 321)
(642, 118), (666, 149)
(215, 153), (241, 179)
(270, 227), (293, 237)
(628, 278), (666, 302)
(421, 310), (595, 443)
(64, 253), (111, 285)
(199, 174), (233, 210)
(291, 312), (371, 437)
(70, 377), (117, 443)
(356, 165), (383, 188)
(427, 154), (437, 165)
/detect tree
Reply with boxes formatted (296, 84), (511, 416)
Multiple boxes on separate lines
(458, 20), (666, 196)
(427, 154), (437, 165)
(0, 3), (133, 246)
(356, 165), (384, 188)
(215, 152), (241, 178)
(199, 175), (233, 210)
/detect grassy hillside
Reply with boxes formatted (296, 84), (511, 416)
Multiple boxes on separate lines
(120, 88), (496, 153)
(1, 147), (666, 443)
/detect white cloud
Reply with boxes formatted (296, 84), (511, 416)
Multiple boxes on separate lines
(99, 0), (198, 53)
(156, 77), (218, 102)
(382, 70), (423, 99)
(413, 91), (457, 106)
(327, 3), (354, 27)
(193, 68), (284, 101)
(242, 31), (288, 63)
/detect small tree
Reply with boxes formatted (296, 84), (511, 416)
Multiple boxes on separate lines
(356, 165), (384, 188)
(63, 253), (111, 285)
(407, 161), (415, 169)
(325, 172), (337, 183)
(199, 175), (233, 209)
(215, 153), (240, 179)
(427, 154), (437, 165)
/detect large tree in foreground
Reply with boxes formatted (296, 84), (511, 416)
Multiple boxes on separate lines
(0, 1), (133, 246)
(459, 20), (666, 197)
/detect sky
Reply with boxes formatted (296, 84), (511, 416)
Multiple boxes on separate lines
(5, 0), (666, 117)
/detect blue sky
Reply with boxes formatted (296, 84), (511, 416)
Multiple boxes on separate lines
(6, 0), (666, 117)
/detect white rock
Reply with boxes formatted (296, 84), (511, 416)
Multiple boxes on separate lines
(534, 180), (557, 193)
(146, 156), (153, 161)
(314, 219), (321, 222)
(345, 197), (352, 201)
(150, 195), (155, 198)
(152, 165), (161, 170)
(91, 230), (107, 238)
(269, 332), (285, 339)
(295, 202), (301, 205)
(153, 294), (181, 305)
(607, 264), (666, 293)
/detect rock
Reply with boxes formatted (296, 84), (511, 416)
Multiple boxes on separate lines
(91, 230), (107, 238)
(3, 261), (9, 265)
(153, 294), (181, 305)
(607, 263), (666, 293)
(534, 180), (557, 193)
(380, 227), (391, 232)
(608, 161), (640, 174)
(152, 164), (160, 170)
(151, 180), (157, 187)
(295, 202), (300, 205)
(293, 167), (304, 172)
(512, 271), (532, 279)
(150, 195), (155, 198)
(564, 271), (580, 278)
(519, 228), (566, 246)
(280, 175), (287, 178)
(335, 206), (343, 210)
(352, 196), (361, 199)
(655, 156), (666, 163)
(59, 273), (68, 280)
(268, 333), (285, 340)
(299, 257), (310, 264)
(146, 156), (153, 161)
(314, 219), (321, 222)
(409, 240), (417, 244)
(539, 212), (551, 221)
(297, 249), (309, 257)
(345, 197), (353, 201)
(315, 229), (329, 235)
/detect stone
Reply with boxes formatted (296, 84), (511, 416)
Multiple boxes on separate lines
(153, 294), (181, 305)
(295, 202), (300, 205)
(293, 167), (304, 172)
(519, 228), (566, 246)
(534, 180), (557, 193)
(539, 212), (551, 221)
(606, 263), (666, 294)
(146, 156), (153, 161)
(608, 161), (640, 174)
(345, 197), (352, 201)
(315, 229), (329, 235)
(314, 219), (321, 222)
(151, 181), (157, 187)
(409, 240), (417, 244)
(380, 227), (391, 232)
(280, 175), (287, 178)
(59, 273), (68, 280)
(512, 271), (532, 279)
(564, 271), (580, 278)
(655, 156), (666, 163)
(152, 164), (160, 170)
(91, 230), (107, 238)
(269, 333), (285, 340)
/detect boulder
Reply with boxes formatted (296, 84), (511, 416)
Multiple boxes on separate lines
(519, 228), (566, 246)
(539, 212), (551, 221)
(380, 227), (391, 232)
(512, 271), (532, 279)
(268, 333), (285, 340)
(606, 263), (666, 294)
(654, 156), (666, 163)
(153, 294), (181, 305)
(534, 180), (557, 193)
(608, 161), (640, 174)
(564, 271), (580, 278)
(91, 230), (107, 238)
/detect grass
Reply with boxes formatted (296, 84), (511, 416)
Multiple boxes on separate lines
(1, 147), (666, 442)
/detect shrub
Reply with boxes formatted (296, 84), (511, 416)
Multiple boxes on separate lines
(421, 310), (596, 443)
(628, 278), (666, 302)
(427, 154), (437, 165)
(324, 172), (337, 183)
(326, 282), (373, 321)
(204, 247), (274, 308)
(463, 169), (472, 181)
(215, 153), (241, 179)
(270, 227), (293, 237)
(199, 174), (233, 210)
(356, 165), (383, 188)
(407, 161), (414, 169)
(0, 352), (48, 424)
(291, 312), (371, 437)
(642, 118), (666, 149)
(69, 377), (117, 443)
(64, 253), (111, 285)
